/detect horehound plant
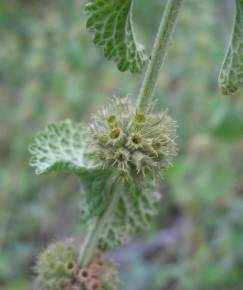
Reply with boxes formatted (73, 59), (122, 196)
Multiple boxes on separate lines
(29, 1), (243, 290)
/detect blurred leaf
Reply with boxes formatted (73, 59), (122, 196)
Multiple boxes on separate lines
(0, 253), (13, 281)
(209, 103), (243, 141)
(168, 154), (234, 206)
(218, 0), (243, 95)
(2, 280), (28, 290)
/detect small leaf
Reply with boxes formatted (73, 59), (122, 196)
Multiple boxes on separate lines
(29, 120), (97, 175)
(218, 0), (243, 95)
(98, 181), (161, 250)
(84, 0), (147, 73)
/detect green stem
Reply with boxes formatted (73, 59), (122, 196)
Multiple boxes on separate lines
(137, 0), (183, 111)
(78, 181), (121, 267)
(78, 0), (183, 268)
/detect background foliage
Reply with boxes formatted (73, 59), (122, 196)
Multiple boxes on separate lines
(1, 0), (243, 289)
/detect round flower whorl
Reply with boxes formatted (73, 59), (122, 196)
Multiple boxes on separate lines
(90, 98), (177, 183)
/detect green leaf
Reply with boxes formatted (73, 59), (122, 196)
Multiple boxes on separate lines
(97, 181), (161, 250)
(218, 0), (243, 95)
(29, 119), (113, 223)
(29, 120), (97, 175)
(84, 0), (147, 73)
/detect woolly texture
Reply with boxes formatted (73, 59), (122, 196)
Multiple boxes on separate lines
(90, 98), (177, 183)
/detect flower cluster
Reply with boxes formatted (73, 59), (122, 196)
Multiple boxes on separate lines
(35, 241), (118, 290)
(78, 253), (118, 290)
(35, 240), (78, 290)
(90, 98), (177, 183)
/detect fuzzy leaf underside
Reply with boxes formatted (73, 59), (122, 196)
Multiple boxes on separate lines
(98, 181), (161, 250)
(84, 0), (147, 73)
(29, 120), (97, 175)
(219, 0), (243, 95)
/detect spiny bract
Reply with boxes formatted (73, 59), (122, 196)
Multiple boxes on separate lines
(35, 240), (78, 290)
(90, 98), (177, 183)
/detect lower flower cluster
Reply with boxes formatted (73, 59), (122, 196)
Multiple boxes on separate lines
(35, 240), (118, 290)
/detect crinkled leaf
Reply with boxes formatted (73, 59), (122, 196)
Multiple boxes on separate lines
(30, 119), (112, 222)
(29, 120), (97, 175)
(98, 181), (161, 250)
(84, 0), (147, 73)
(218, 0), (243, 95)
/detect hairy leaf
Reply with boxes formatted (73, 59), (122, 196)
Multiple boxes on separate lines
(84, 0), (147, 73)
(29, 120), (97, 175)
(98, 181), (161, 250)
(29, 119), (114, 222)
(218, 0), (243, 95)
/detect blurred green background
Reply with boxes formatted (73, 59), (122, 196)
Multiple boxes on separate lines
(1, 0), (243, 289)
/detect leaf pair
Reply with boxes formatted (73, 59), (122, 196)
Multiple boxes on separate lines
(29, 120), (160, 250)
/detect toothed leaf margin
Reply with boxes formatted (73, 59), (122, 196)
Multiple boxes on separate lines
(29, 120), (97, 175)
(84, 0), (147, 73)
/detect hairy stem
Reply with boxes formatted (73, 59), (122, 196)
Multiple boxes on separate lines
(78, 181), (121, 267)
(137, 0), (183, 111)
